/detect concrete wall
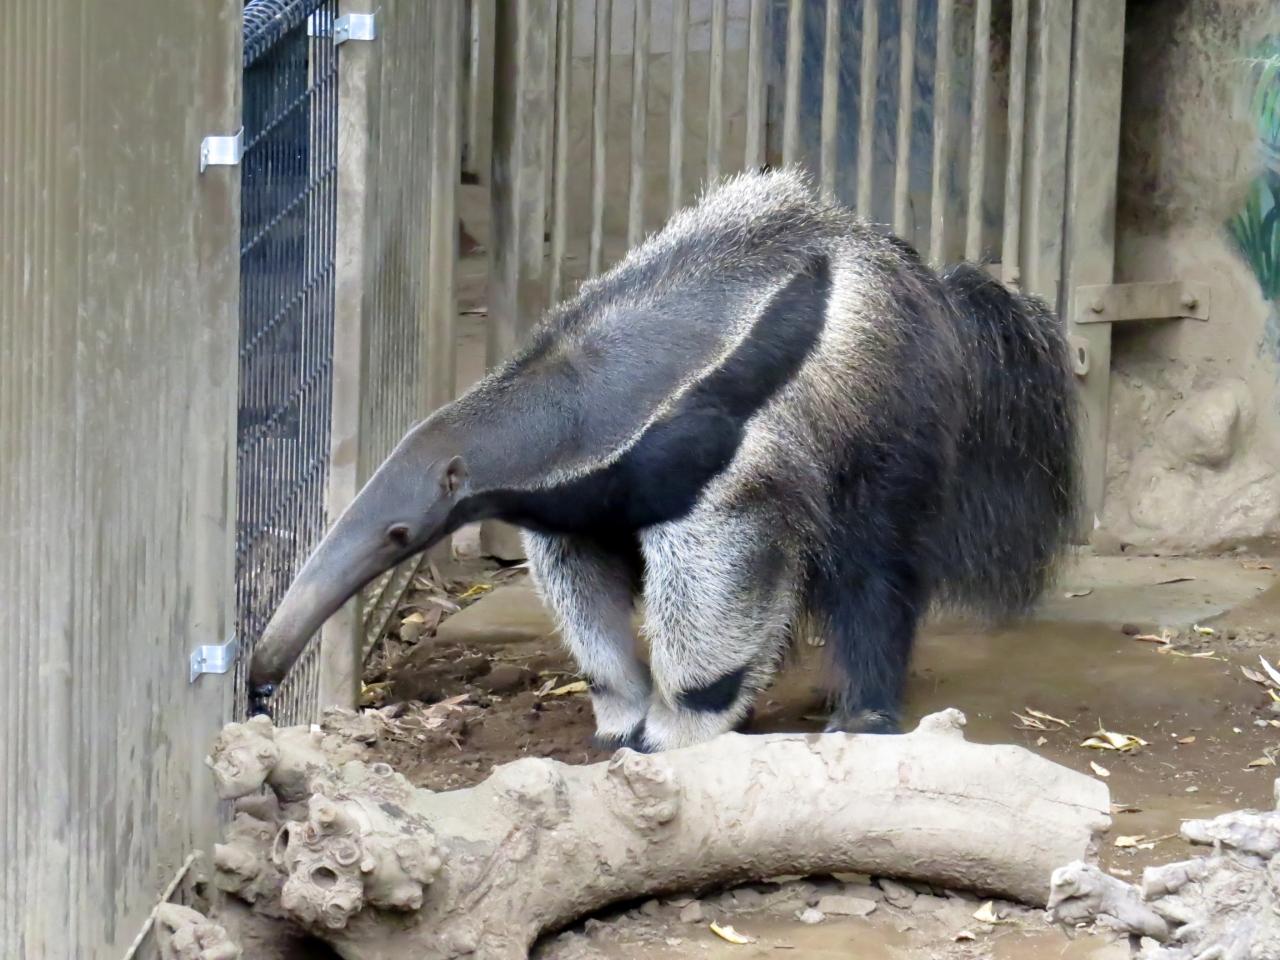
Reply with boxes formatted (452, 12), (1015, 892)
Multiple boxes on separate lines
(1098, 0), (1280, 552)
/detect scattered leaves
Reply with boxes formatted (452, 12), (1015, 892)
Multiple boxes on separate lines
(1114, 835), (1145, 848)
(1035, 736), (1048, 747)
(709, 922), (755, 945)
(1089, 761), (1111, 778)
(1178, 736), (1196, 745)
(1192, 624), (1215, 636)
(1064, 588), (1093, 598)
(972, 901), (1005, 924)
(1111, 802), (1142, 814)
(1259, 656), (1280, 687)
(1133, 631), (1172, 645)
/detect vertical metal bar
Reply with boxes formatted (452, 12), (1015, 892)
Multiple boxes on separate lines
(466, 0), (495, 182)
(1000, 0), (1029, 286)
(819, 0), (840, 196)
(964, 0), (991, 261)
(856, 0), (879, 217)
(426, 0), (460, 412)
(485, 0), (557, 559)
(744, 0), (767, 172)
(321, 0), (377, 711)
(589, 0), (612, 276)
(628, 0), (650, 247)
(549, 0), (572, 303)
(892, 0), (917, 235)
(1062, 0), (1124, 533)
(928, 0), (954, 265)
(706, 0), (727, 183)
(782, 0), (804, 168)
(669, 0), (689, 214)
(1023, 0), (1072, 300)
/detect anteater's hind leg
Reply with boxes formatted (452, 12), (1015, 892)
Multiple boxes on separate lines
(809, 515), (930, 735)
(638, 500), (801, 751)
(523, 531), (650, 749)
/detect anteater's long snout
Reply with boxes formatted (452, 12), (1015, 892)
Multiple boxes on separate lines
(248, 519), (384, 686)
(247, 429), (468, 687)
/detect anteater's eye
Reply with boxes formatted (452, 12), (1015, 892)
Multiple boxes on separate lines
(386, 523), (411, 546)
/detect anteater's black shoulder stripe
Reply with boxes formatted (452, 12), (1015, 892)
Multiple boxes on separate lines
(466, 253), (832, 536)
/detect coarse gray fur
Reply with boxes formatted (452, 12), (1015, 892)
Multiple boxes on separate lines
(251, 168), (1079, 753)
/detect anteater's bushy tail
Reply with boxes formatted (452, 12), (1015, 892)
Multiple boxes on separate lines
(932, 263), (1080, 618)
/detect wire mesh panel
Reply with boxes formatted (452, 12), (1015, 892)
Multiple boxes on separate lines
(236, 0), (339, 723)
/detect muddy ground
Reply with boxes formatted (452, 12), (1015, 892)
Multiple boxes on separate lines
(354, 553), (1280, 958)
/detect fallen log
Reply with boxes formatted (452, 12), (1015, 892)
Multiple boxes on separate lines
(208, 708), (1110, 960)
(1049, 778), (1280, 959)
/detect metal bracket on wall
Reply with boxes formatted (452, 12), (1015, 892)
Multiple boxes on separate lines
(190, 635), (237, 683)
(308, 12), (378, 45)
(1075, 280), (1212, 325)
(199, 127), (244, 174)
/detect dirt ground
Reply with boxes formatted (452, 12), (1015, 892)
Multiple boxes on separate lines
(355, 552), (1280, 958)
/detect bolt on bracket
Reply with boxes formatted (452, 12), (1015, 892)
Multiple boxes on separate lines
(1075, 280), (1212, 325)
(190, 635), (237, 683)
(308, 12), (378, 45)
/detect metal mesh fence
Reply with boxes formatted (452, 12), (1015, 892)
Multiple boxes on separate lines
(234, 0), (339, 723)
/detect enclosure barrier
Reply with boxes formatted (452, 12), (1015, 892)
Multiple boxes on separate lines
(1, 2), (240, 957)
(234, 0), (463, 721)
(480, 0), (1124, 553)
(1, 1), (1123, 955)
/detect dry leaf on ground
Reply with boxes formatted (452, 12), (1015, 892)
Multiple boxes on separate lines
(972, 901), (1004, 924)
(709, 922), (755, 945)
(1259, 656), (1280, 687)
(546, 679), (590, 697)
(456, 583), (493, 602)
(1242, 665), (1271, 685)
(1089, 761), (1110, 778)
(1024, 707), (1072, 728)
(1081, 727), (1148, 752)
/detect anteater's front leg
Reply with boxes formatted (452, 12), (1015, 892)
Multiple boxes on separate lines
(523, 531), (651, 750)
(639, 498), (802, 751)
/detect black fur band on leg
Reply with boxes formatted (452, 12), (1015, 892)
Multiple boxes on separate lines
(677, 666), (748, 714)
(593, 719), (648, 754)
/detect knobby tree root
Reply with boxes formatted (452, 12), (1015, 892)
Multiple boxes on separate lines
(154, 903), (241, 960)
(207, 708), (1110, 960)
(1050, 778), (1280, 959)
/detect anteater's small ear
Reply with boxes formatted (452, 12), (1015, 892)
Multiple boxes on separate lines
(442, 455), (468, 496)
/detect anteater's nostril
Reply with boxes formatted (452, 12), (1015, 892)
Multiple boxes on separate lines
(386, 523), (411, 546)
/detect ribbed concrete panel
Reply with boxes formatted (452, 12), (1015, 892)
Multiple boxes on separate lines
(0, 1), (240, 956)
